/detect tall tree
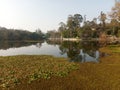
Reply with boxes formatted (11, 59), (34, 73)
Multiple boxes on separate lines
(67, 15), (75, 38)
(74, 14), (83, 27)
(67, 14), (83, 38)
(109, 1), (120, 22)
(58, 22), (66, 32)
(58, 22), (66, 39)
(99, 11), (107, 28)
(109, 1), (120, 36)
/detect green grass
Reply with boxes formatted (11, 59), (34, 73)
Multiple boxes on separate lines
(107, 45), (120, 53)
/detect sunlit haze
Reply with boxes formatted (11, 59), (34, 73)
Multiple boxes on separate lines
(0, 0), (114, 32)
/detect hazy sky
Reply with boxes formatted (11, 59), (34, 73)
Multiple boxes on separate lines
(0, 0), (115, 32)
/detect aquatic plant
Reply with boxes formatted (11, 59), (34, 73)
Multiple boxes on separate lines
(0, 55), (78, 88)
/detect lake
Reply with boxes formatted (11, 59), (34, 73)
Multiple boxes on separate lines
(0, 40), (102, 62)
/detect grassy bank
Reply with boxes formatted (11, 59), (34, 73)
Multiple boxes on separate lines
(0, 46), (120, 90)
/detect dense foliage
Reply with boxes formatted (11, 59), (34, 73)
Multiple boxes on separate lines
(0, 27), (45, 41)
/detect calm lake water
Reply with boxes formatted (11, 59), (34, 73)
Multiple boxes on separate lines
(0, 40), (102, 62)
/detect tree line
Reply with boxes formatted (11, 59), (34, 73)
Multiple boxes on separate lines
(0, 27), (45, 41)
(47, 1), (120, 40)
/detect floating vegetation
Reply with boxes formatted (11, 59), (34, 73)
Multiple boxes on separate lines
(0, 55), (78, 88)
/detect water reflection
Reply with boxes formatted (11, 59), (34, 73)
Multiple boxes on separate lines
(47, 40), (100, 63)
(36, 43), (42, 48)
(0, 40), (102, 63)
(69, 49), (99, 63)
(0, 41), (44, 50)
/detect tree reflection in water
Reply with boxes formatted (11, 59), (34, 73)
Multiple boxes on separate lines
(70, 49), (99, 63)
(0, 40), (102, 60)
(59, 41), (100, 63)
(0, 41), (44, 50)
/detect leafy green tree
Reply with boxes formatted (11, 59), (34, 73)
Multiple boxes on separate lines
(0, 27), (44, 41)
(74, 14), (83, 27)
(58, 22), (66, 38)
(67, 15), (74, 38)
(67, 14), (83, 38)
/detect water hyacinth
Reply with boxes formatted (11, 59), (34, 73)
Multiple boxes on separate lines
(0, 55), (79, 88)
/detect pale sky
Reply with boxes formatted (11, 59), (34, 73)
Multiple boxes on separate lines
(0, 0), (115, 32)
